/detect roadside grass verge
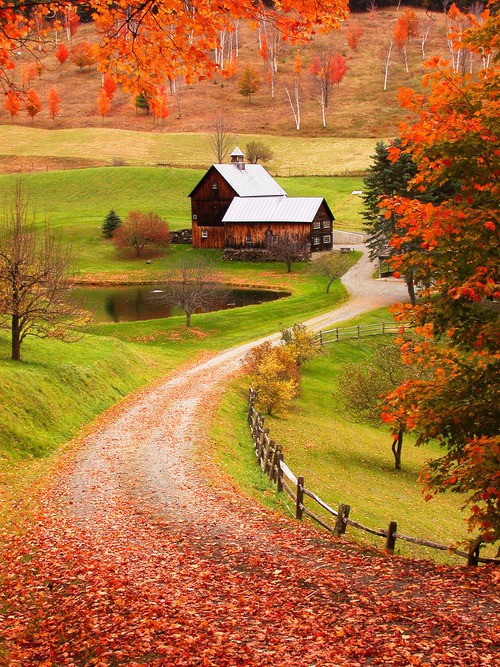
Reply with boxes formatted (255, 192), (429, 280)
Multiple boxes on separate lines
(211, 308), (489, 564)
(0, 127), (380, 176)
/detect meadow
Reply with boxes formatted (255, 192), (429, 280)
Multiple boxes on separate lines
(0, 168), (365, 278)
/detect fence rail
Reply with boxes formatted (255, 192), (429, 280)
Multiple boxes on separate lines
(316, 321), (409, 346)
(248, 388), (499, 567)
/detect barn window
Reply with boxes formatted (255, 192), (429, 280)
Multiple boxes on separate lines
(212, 182), (218, 189)
(246, 235), (252, 246)
(322, 220), (330, 228)
(201, 230), (208, 239)
(192, 214), (197, 220)
(313, 221), (321, 230)
(323, 235), (331, 244)
(312, 237), (321, 245)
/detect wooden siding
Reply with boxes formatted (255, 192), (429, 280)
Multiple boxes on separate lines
(309, 203), (333, 252)
(225, 222), (310, 249)
(192, 221), (225, 249)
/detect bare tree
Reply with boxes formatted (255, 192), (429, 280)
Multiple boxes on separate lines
(0, 182), (87, 361)
(207, 114), (235, 164)
(309, 251), (354, 293)
(265, 232), (309, 273)
(162, 258), (225, 327)
(245, 140), (273, 164)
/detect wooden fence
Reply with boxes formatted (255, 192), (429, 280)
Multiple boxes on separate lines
(248, 388), (499, 567)
(316, 321), (408, 347)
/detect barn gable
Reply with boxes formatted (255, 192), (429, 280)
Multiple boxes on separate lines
(190, 146), (334, 251)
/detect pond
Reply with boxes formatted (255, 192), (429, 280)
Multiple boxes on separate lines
(72, 284), (289, 323)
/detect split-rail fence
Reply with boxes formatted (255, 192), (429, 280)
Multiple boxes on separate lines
(248, 388), (499, 567)
(316, 321), (408, 347)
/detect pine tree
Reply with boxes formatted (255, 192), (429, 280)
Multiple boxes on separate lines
(102, 210), (122, 238)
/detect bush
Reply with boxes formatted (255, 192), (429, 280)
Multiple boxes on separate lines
(245, 342), (300, 415)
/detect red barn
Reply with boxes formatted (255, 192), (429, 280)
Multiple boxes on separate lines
(189, 147), (334, 251)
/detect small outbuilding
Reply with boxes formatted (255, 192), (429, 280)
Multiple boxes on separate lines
(189, 147), (334, 251)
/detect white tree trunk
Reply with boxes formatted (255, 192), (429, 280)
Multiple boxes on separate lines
(384, 41), (394, 91)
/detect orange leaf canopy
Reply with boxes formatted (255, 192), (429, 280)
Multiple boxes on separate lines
(0, 0), (349, 95)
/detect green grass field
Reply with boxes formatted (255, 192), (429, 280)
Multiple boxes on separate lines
(0, 168), (365, 276)
(211, 308), (493, 564)
(0, 126), (382, 176)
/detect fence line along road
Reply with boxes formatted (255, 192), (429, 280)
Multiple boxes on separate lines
(316, 321), (410, 346)
(247, 388), (499, 567)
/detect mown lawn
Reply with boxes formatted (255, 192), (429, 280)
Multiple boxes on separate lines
(211, 308), (493, 564)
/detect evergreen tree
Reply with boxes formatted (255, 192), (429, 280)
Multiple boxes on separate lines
(102, 210), (122, 238)
(362, 139), (457, 304)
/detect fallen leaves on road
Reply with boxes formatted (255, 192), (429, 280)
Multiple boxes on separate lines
(0, 353), (498, 667)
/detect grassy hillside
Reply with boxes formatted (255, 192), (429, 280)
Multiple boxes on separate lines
(0, 126), (381, 177)
(0, 9), (451, 139)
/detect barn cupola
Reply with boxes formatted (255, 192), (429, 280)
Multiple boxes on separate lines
(230, 146), (245, 170)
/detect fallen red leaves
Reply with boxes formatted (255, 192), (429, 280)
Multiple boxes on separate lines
(1, 354), (498, 666)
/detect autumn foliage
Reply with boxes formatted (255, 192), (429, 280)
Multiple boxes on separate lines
(24, 89), (42, 122)
(4, 90), (21, 122)
(0, 0), (349, 99)
(381, 4), (499, 544)
(47, 86), (60, 120)
(54, 42), (70, 66)
(113, 211), (170, 257)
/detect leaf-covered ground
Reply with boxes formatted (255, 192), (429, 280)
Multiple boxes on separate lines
(1, 348), (498, 667)
(1, 258), (497, 666)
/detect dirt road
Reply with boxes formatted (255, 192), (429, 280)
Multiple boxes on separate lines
(1, 250), (497, 667)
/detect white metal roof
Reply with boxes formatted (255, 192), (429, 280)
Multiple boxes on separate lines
(222, 196), (327, 223)
(213, 164), (287, 197)
(230, 146), (244, 157)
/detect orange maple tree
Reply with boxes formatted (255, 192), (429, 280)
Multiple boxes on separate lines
(4, 89), (21, 122)
(24, 88), (42, 123)
(47, 86), (60, 120)
(0, 0), (348, 98)
(97, 87), (110, 121)
(381, 4), (499, 545)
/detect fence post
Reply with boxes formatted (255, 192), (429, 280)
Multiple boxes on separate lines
(357, 325), (360, 339)
(382, 322), (385, 335)
(319, 330), (323, 346)
(386, 521), (398, 554)
(467, 541), (481, 567)
(336, 327), (339, 342)
(334, 503), (350, 536)
(277, 452), (284, 492)
(296, 476), (304, 520)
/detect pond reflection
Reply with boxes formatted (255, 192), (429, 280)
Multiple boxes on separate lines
(72, 284), (288, 323)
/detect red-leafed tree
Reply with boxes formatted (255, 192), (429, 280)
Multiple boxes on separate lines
(55, 42), (70, 66)
(309, 51), (347, 128)
(47, 86), (60, 121)
(102, 73), (117, 99)
(345, 20), (363, 52)
(25, 89), (42, 123)
(63, 5), (80, 44)
(113, 211), (170, 258)
(97, 88), (110, 122)
(381, 4), (500, 546)
(4, 91), (22, 123)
